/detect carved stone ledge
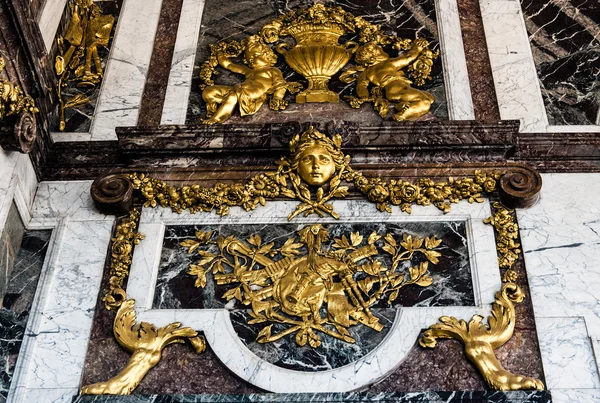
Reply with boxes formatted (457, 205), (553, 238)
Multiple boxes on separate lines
(0, 111), (37, 153)
(91, 173), (134, 216)
(498, 165), (542, 209)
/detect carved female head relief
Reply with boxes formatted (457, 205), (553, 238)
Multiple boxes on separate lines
(289, 127), (345, 186)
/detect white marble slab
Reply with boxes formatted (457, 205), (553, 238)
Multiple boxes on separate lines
(517, 173), (600, 395)
(480, 0), (600, 133)
(29, 181), (110, 228)
(9, 387), (79, 403)
(550, 389), (600, 403)
(0, 150), (38, 233)
(435, 0), (475, 120)
(88, 0), (164, 140)
(536, 317), (600, 389)
(127, 199), (500, 392)
(160, 0), (206, 125)
(38, 0), (68, 52)
(480, 0), (548, 132)
(7, 218), (115, 403)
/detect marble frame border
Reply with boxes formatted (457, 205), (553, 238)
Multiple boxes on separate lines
(124, 199), (500, 393)
(6, 181), (115, 403)
(479, 0), (600, 133)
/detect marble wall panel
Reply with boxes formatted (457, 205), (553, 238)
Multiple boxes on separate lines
(153, 221), (475, 310)
(0, 204), (24, 303)
(73, 390), (552, 402)
(481, 0), (600, 132)
(84, 0), (164, 141)
(185, 0), (449, 124)
(480, 0), (548, 132)
(151, 220), (474, 373)
(38, 0), (68, 51)
(521, 0), (600, 126)
(0, 230), (52, 402)
(8, 220), (114, 403)
(517, 173), (600, 401)
(160, 0), (206, 124)
(79, 199), (503, 394)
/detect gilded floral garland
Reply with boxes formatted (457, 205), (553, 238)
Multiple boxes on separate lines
(484, 202), (521, 282)
(0, 57), (38, 120)
(103, 209), (144, 310)
(129, 168), (503, 221)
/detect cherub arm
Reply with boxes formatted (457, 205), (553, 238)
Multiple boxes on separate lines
(217, 52), (249, 75)
(355, 70), (371, 99)
(388, 38), (428, 70)
(268, 69), (302, 110)
(270, 69), (288, 101)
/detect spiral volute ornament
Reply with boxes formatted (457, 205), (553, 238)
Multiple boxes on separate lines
(91, 173), (134, 215)
(499, 166), (542, 209)
(0, 111), (37, 153)
(14, 111), (37, 153)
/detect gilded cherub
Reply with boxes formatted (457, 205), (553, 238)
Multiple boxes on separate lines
(201, 36), (301, 124)
(340, 38), (435, 121)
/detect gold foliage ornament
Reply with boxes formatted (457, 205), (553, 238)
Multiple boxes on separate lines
(183, 224), (441, 347)
(80, 299), (206, 395)
(130, 127), (503, 220)
(484, 202), (521, 283)
(0, 57), (38, 120)
(198, 4), (438, 122)
(103, 210), (144, 311)
(55, 0), (115, 130)
(420, 283), (544, 390)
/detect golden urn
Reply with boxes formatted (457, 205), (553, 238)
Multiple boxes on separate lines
(261, 5), (358, 103)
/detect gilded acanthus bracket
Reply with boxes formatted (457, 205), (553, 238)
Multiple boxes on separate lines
(418, 202), (544, 391)
(419, 283), (544, 390)
(127, 127), (503, 221)
(80, 299), (206, 395)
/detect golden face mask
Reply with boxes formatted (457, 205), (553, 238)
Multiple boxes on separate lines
(297, 145), (336, 186)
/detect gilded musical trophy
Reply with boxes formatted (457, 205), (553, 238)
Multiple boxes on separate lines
(183, 224), (442, 347)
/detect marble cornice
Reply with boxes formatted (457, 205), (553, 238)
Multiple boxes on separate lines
(40, 120), (600, 181)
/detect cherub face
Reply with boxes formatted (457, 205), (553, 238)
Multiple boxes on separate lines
(297, 145), (336, 186)
(355, 43), (389, 66)
(246, 45), (277, 68)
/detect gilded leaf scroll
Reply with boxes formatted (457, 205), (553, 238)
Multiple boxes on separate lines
(81, 300), (205, 395)
(419, 283), (544, 391)
(419, 202), (544, 391)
